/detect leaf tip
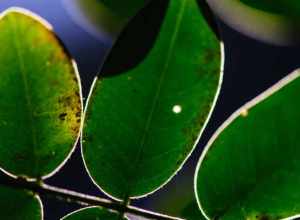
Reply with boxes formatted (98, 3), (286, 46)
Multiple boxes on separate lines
(0, 6), (53, 31)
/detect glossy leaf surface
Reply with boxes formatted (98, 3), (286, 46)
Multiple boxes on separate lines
(195, 70), (300, 219)
(83, 0), (222, 200)
(0, 186), (42, 220)
(0, 8), (82, 179)
(207, 0), (300, 45)
(62, 207), (127, 220)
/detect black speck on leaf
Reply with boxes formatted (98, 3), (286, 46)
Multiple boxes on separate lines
(59, 113), (67, 120)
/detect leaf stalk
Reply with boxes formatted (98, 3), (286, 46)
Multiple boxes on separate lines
(0, 176), (184, 220)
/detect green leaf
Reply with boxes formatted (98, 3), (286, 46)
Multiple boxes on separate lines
(181, 200), (207, 220)
(0, 8), (82, 179)
(207, 0), (300, 45)
(64, 0), (150, 39)
(239, 0), (300, 17)
(62, 207), (127, 220)
(195, 69), (300, 220)
(0, 186), (42, 220)
(83, 0), (222, 200)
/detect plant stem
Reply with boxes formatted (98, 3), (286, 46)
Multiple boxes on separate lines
(0, 176), (185, 220)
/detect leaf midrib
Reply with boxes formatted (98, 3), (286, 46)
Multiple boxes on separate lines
(211, 119), (298, 219)
(128, 0), (188, 194)
(10, 15), (39, 177)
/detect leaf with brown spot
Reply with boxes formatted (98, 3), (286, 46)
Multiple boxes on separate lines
(0, 8), (82, 179)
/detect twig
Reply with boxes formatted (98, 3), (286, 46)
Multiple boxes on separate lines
(0, 176), (185, 220)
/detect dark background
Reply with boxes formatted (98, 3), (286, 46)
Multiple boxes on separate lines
(0, 0), (299, 219)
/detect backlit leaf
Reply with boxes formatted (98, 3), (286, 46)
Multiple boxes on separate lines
(0, 186), (42, 220)
(195, 69), (300, 219)
(0, 8), (82, 179)
(83, 0), (222, 200)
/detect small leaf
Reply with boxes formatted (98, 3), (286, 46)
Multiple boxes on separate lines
(83, 0), (222, 200)
(207, 0), (300, 45)
(0, 186), (42, 220)
(61, 207), (127, 220)
(0, 8), (82, 179)
(195, 69), (300, 219)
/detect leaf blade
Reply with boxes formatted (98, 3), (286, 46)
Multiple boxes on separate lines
(0, 186), (42, 220)
(195, 69), (300, 219)
(83, 0), (222, 200)
(0, 8), (82, 179)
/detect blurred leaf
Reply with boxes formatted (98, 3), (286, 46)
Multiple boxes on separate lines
(195, 69), (300, 219)
(239, 0), (300, 17)
(83, 0), (222, 200)
(98, 0), (149, 19)
(181, 200), (206, 220)
(0, 8), (82, 179)
(63, 0), (150, 40)
(207, 0), (300, 45)
(62, 207), (127, 220)
(0, 186), (42, 220)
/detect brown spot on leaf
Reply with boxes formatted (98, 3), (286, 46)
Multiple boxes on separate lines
(59, 113), (67, 121)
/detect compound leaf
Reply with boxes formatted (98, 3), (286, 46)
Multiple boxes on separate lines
(83, 0), (222, 200)
(195, 69), (300, 219)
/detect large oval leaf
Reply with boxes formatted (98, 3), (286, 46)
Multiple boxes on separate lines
(195, 69), (300, 219)
(83, 0), (222, 200)
(207, 0), (300, 45)
(0, 186), (42, 220)
(0, 8), (82, 179)
(63, 0), (150, 41)
(62, 207), (127, 220)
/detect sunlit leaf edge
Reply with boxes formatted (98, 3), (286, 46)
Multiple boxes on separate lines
(0, 7), (83, 181)
(61, 206), (129, 220)
(81, 38), (224, 201)
(194, 68), (300, 220)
